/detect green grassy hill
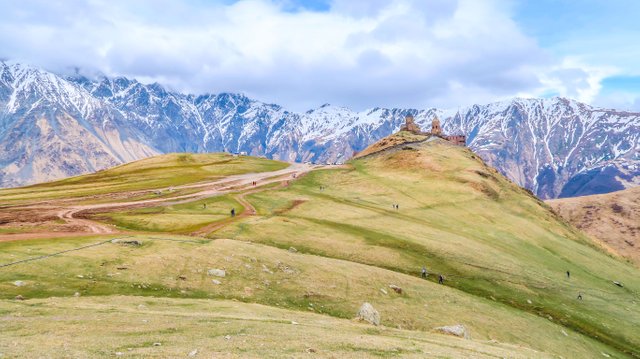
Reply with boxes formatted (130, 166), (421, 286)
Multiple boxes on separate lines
(0, 152), (288, 204)
(1, 136), (638, 358)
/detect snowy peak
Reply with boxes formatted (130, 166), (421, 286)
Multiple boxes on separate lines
(1, 62), (638, 199)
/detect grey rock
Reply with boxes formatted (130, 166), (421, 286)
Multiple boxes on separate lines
(207, 269), (226, 277)
(356, 302), (380, 326)
(435, 324), (470, 339)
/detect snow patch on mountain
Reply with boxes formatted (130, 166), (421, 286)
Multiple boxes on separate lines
(1, 61), (638, 198)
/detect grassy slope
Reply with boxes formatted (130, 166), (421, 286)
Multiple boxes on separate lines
(0, 235), (606, 358)
(1, 138), (639, 357)
(212, 138), (640, 357)
(0, 295), (550, 358)
(97, 195), (243, 233)
(547, 186), (640, 267)
(0, 153), (288, 204)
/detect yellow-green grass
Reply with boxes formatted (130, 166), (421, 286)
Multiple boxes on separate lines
(0, 235), (618, 358)
(93, 195), (243, 233)
(211, 139), (640, 357)
(2, 136), (639, 357)
(0, 153), (288, 204)
(354, 130), (428, 158)
(0, 296), (551, 358)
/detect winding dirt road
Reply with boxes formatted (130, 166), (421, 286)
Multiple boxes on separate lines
(0, 163), (319, 241)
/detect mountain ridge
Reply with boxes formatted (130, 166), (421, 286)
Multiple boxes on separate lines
(1, 61), (638, 198)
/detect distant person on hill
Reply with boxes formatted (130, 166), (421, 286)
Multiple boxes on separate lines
(230, 208), (236, 217)
(421, 266), (428, 278)
(566, 270), (570, 279)
(438, 274), (444, 284)
(577, 292), (583, 300)
(203, 203), (207, 209)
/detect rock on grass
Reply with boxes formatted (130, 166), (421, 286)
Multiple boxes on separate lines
(356, 302), (380, 326)
(207, 269), (226, 277)
(434, 324), (470, 339)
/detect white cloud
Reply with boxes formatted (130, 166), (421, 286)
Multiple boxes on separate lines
(0, 0), (617, 111)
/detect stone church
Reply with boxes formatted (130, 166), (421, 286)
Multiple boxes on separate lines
(400, 115), (466, 146)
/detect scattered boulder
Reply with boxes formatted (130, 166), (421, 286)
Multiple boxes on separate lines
(389, 284), (403, 294)
(112, 239), (142, 246)
(178, 276), (187, 281)
(613, 281), (624, 288)
(527, 299), (532, 304)
(152, 342), (162, 347)
(356, 302), (380, 326)
(243, 287), (254, 296)
(262, 264), (273, 274)
(288, 247), (298, 253)
(224, 335), (232, 340)
(14, 295), (25, 301)
(276, 261), (296, 274)
(306, 348), (317, 353)
(13, 280), (25, 287)
(208, 269), (226, 277)
(435, 324), (470, 339)
(379, 288), (388, 295)
(74, 292), (81, 297)
(188, 349), (198, 357)
(211, 279), (222, 285)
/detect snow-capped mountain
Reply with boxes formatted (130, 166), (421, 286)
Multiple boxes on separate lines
(1, 61), (638, 198)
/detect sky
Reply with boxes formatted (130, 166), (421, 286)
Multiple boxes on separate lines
(0, 0), (639, 112)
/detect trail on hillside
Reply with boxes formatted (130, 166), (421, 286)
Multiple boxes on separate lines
(0, 163), (318, 240)
(190, 178), (295, 237)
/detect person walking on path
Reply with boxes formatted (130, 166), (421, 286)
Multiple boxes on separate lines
(421, 266), (428, 279)
(230, 208), (236, 217)
(577, 292), (583, 300)
(438, 274), (444, 284)
(566, 270), (570, 279)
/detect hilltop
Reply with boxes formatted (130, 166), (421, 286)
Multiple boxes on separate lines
(1, 139), (639, 357)
(548, 187), (640, 267)
(2, 61), (639, 198)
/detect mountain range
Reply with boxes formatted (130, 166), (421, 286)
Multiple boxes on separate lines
(0, 61), (638, 198)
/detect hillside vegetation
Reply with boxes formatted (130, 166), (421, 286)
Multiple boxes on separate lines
(0, 153), (288, 204)
(1, 134), (638, 358)
(548, 187), (640, 267)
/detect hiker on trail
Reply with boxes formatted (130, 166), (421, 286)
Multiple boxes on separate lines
(566, 270), (570, 279)
(230, 208), (236, 217)
(421, 266), (428, 278)
(203, 203), (207, 209)
(577, 292), (583, 300)
(438, 274), (444, 284)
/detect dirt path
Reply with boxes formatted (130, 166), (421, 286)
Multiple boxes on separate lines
(1, 163), (320, 239)
(190, 179), (289, 237)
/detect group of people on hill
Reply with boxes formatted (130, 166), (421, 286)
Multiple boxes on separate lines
(421, 267), (584, 299)
(421, 266), (444, 284)
(393, 204), (399, 210)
